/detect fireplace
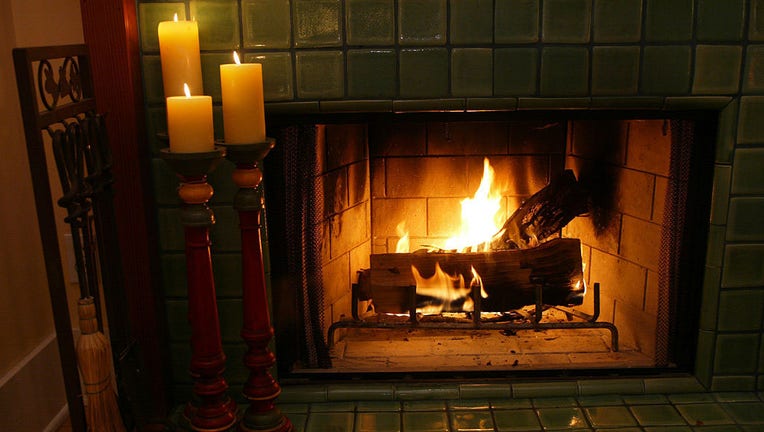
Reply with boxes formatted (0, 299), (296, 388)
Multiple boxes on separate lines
(263, 111), (715, 378)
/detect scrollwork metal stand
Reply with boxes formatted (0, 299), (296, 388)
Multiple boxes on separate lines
(221, 139), (292, 432)
(160, 148), (238, 431)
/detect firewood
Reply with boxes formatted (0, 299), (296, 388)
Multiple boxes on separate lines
(490, 170), (588, 250)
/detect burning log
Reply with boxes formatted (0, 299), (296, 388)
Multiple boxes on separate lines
(366, 238), (585, 314)
(490, 170), (588, 250)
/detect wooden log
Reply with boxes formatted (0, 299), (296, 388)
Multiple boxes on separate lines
(367, 238), (585, 313)
(490, 170), (588, 250)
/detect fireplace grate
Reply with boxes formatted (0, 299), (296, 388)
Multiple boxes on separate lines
(328, 276), (619, 352)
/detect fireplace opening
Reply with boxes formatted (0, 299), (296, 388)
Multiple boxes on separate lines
(263, 111), (716, 380)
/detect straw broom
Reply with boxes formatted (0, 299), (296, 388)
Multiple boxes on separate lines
(50, 122), (126, 432)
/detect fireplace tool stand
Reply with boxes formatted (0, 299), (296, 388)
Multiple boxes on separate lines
(222, 140), (293, 432)
(328, 280), (619, 352)
(160, 148), (238, 431)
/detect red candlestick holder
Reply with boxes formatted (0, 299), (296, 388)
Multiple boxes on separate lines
(160, 148), (238, 431)
(221, 139), (292, 432)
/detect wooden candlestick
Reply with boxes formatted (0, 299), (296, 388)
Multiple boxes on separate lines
(222, 140), (292, 432)
(160, 148), (238, 431)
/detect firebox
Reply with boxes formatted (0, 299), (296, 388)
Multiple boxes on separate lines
(263, 111), (715, 379)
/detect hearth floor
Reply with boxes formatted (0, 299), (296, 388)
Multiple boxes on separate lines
(276, 392), (764, 432)
(316, 310), (652, 373)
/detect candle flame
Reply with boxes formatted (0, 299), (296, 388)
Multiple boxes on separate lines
(233, 51), (241, 65)
(173, 13), (178, 22)
(183, 83), (191, 98)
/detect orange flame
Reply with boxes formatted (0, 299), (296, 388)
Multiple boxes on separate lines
(412, 264), (485, 314)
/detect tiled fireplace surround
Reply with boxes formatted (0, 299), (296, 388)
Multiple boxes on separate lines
(139, 0), (764, 416)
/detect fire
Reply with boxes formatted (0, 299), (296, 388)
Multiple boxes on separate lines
(412, 263), (485, 314)
(396, 221), (409, 253)
(444, 158), (502, 252)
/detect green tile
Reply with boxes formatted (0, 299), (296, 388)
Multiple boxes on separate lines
(305, 412), (353, 432)
(207, 158), (237, 203)
(190, 0), (240, 51)
(714, 333), (760, 375)
(591, 46), (640, 96)
(744, 45), (764, 94)
(279, 385), (328, 403)
(398, 48), (449, 98)
(584, 406), (638, 428)
(643, 377), (705, 394)
(355, 411), (400, 432)
(697, 0), (745, 42)
(146, 107), (169, 154)
(152, 157), (180, 205)
(393, 98), (464, 111)
(644, 0), (694, 42)
(157, 207), (184, 251)
(346, 0), (395, 46)
(722, 244), (764, 287)
(494, 48), (538, 96)
(668, 393), (716, 404)
(533, 397), (578, 407)
(347, 49), (397, 99)
(210, 253), (243, 297)
(663, 96), (732, 110)
(578, 379), (644, 396)
(200, 52), (230, 102)
(242, 0), (292, 48)
(209, 205), (241, 251)
(490, 398), (533, 409)
(536, 407), (589, 429)
(495, 0), (540, 43)
(356, 401), (402, 411)
(738, 96), (764, 144)
(165, 299), (190, 341)
(710, 164), (732, 225)
(396, 384), (459, 401)
(629, 405), (686, 426)
(519, 97), (591, 109)
(590, 96), (664, 109)
(693, 45), (742, 95)
(576, 395), (624, 406)
(327, 384), (394, 401)
(711, 376), (758, 391)
(492, 409), (541, 431)
(622, 394), (669, 405)
(727, 198), (764, 241)
(160, 253), (186, 297)
(320, 100), (393, 112)
(309, 401), (356, 412)
(447, 400), (491, 410)
(244, 52), (293, 101)
(642, 427), (692, 432)
(402, 401), (447, 411)
(139, 2), (186, 52)
(716, 99), (738, 163)
(695, 331), (715, 387)
(542, 0), (591, 43)
(450, 0), (493, 44)
(641, 46), (692, 95)
(451, 48), (492, 97)
(277, 403), (310, 414)
(466, 97), (518, 110)
(722, 401), (764, 423)
(451, 410), (494, 430)
(700, 266), (722, 330)
(142, 55), (165, 104)
(287, 414), (307, 432)
(718, 289), (764, 332)
(401, 411), (449, 431)
(293, 0), (342, 47)
(513, 381), (578, 398)
(398, 0), (447, 46)
(459, 384), (512, 399)
(732, 148), (764, 194)
(295, 51), (344, 99)
(592, 0), (642, 42)
(753, 0), (764, 41)
(540, 47), (589, 96)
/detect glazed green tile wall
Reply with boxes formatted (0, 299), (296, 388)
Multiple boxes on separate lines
(136, 0), (764, 401)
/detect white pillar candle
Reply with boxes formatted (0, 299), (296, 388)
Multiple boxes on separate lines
(158, 14), (203, 97)
(166, 84), (214, 153)
(220, 52), (266, 144)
